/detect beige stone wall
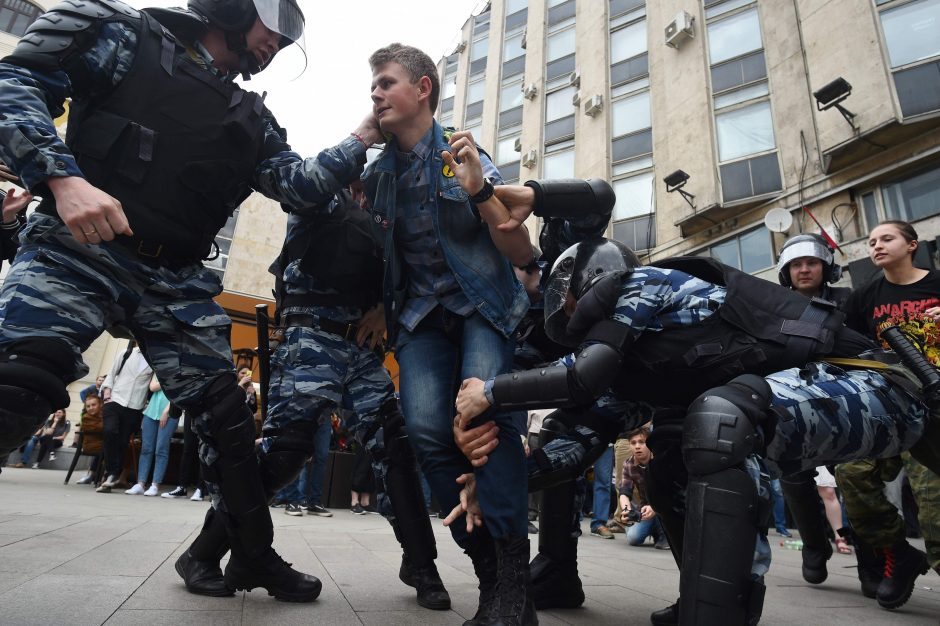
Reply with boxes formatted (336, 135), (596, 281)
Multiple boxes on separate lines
(221, 192), (287, 298)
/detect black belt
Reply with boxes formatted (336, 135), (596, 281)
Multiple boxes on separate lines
(283, 313), (359, 341)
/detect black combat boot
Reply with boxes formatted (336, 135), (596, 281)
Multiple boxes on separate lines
(476, 535), (537, 626)
(650, 600), (679, 625)
(463, 532), (499, 626)
(224, 546), (322, 602)
(780, 472), (832, 584)
(176, 508), (232, 597)
(853, 539), (883, 599)
(530, 475), (583, 610)
(399, 554), (451, 610)
(876, 540), (929, 609)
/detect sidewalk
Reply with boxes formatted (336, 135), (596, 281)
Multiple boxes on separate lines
(0, 467), (936, 625)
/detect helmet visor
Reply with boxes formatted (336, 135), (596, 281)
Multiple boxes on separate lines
(543, 255), (578, 348)
(776, 239), (833, 277)
(253, 0), (304, 43)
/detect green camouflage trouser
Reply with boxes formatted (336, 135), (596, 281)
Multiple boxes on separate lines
(837, 453), (940, 572)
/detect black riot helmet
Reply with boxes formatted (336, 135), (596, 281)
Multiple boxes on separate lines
(776, 233), (842, 288)
(544, 237), (640, 346)
(188, 0), (305, 76)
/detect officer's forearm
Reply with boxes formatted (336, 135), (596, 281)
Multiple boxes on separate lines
(524, 179), (615, 219)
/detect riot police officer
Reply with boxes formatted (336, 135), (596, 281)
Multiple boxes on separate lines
(0, 0), (385, 602)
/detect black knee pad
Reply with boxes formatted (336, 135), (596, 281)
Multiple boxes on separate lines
(258, 421), (318, 497)
(682, 374), (772, 476)
(0, 338), (74, 409)
(0, 387), (52, 452)
(191, 375), (258, 462)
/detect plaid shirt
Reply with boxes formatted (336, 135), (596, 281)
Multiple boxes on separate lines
(393, 127), (474, 331)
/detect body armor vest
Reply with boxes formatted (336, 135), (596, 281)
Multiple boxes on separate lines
(276, 190), (383, 311)
(40, 11), (266, 262)
(609, 256), (875, 406)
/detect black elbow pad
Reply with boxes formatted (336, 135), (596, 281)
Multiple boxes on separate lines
(525, 178), (615, 219)
(568, 342), (623, 403)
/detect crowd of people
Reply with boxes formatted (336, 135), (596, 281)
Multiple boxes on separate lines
(0, 0), (937, 625)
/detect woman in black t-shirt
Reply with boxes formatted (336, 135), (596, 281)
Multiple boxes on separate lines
(845, 220), (940, 364)
(841, 219), (939, 602)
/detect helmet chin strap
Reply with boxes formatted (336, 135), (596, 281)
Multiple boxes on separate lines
(224, 30), (260, 79)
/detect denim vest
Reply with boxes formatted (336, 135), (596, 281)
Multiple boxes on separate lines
(363, 121), (529, 343)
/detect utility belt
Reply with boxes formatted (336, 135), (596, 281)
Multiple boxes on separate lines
(282, 313), (360, 342)
(109, 234), (205, 270)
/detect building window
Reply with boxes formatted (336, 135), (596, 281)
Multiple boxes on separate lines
(506, 0), (528, 30)
(610, 0), (645, 22)
(545, 85), (576, 144)
(610, 19), (648, 87)
(470, 33), (489, 76)
(861, 162), (940, 227)
(543, 149), (575, 179)
(546, 27), (576, 86)
(206, 208), (239, 281)
(705, 3), (781, 203)
(0, 0), (39, 37)
(878, 0), (940, 117)
(707, 226), (773, 274)
(547, 0), (576, 30)
(614, 215), (655, 251)
(496, 133), (521, 183)
(503, 30), (526, 79)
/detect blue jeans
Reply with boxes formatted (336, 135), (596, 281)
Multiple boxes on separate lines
(770, 478), (787, 532)
(138, 416), (179, 485)
(19, 436), (38, 464)
(308, 417), (331, 505)
(627, 516), (666, 546)
(591, 446), (613, 531)
(396, 309), (526, 545)
(278, 462), (309, 504)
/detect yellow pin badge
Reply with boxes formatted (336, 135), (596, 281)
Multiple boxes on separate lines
(442, 163), (456, 178)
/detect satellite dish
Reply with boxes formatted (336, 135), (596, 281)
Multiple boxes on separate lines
(763, 208), (793, 233)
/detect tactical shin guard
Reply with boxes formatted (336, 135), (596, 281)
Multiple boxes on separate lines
(258, 421), (318, 499)
(384, 432), (437, 567)
(679, 468), (761, 626)
(646, 448), (688, 568)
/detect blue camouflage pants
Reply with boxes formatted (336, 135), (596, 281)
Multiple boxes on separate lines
(0, 215), (236, 497)
(263, 318), (397, 517)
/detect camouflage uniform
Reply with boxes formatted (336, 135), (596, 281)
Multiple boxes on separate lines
(0, 15), (366, 512)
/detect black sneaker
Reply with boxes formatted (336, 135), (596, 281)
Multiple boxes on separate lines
(351, 503), (366, 515)
(285, 503), (304, 516)
(305, 503), (333, 517)
(161, 486), (187, 499)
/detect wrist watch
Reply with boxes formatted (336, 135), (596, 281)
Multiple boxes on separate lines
(469, 177), (495, 204)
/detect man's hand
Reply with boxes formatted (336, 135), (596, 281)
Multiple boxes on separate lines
(443, 473), (484, 534)
(356, 304), (386, 350)
(455, 377), (491, 428)
(640, 505), (655, 521)
(353, 113), (384, 148)
(2, 187), (31, 223)
(442, 131), (487, 197)
(238, 372), (253, 391)
(46, 176), (132, 244)
(491, 185), (536, 232)
(453, 418), (499, 467)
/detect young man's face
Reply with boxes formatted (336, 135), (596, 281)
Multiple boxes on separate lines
(787, 257), (824, 296)
(371, 62), (426, 135)
(95, 375), (105, 387)
(630, 434), (651, 465)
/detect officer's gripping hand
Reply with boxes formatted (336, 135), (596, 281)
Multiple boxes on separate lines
(491, 185), (535, 232)
(443, 473), (484, 534)
(455, 377), (491, 428)
(47, 176), (132, 245)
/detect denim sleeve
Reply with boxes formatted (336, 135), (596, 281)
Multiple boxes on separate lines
(0, 22), (137, 190)
(253, 135), (368, 215)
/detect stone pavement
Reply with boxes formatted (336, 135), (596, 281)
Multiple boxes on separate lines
(0, 467), (937, 626)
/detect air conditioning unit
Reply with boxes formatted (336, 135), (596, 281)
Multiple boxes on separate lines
(521, 149), (538, 168)
(454, 40), (467, 53)
(572, 90), (581, 107)
(583, 94), (603, 117)
(513, 137), (522, 152)
(568, 68), (581, 88)
(665, 11), (694, 49)
(523, 83), (538, 100)
(521, 28), (527, 50)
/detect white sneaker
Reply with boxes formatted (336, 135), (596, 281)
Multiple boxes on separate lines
(102, 475), (119, 488)
(76, 474), (94, 485)
(49, 452), (56, 461)
(190, 488), (203, 501)
(144, 485), (159, 497)
(125, 483), (145, 495)
(30, 462), (39, 469)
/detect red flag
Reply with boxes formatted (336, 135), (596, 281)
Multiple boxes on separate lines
(801, 206), (843, 255)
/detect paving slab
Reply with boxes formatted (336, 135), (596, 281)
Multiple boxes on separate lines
(0, 466), (937, 625)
